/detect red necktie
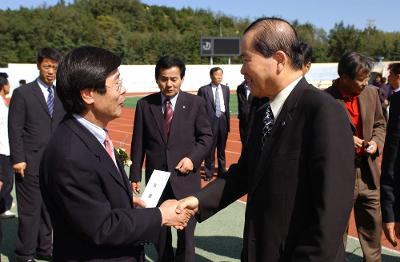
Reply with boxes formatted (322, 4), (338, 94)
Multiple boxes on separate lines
(164, 99), (173, 136)
(104, 132), (115, 162)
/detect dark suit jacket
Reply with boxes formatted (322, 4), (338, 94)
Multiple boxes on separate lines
(8, 80), (65, 175)
(130, 92), (212, 199)
(195, 78), (355, 261)
(40, 115), (162, 261)
(197, 83), (230, 132)
(325, 85), (386, 189)
(237, 82), (252, 144)
(381, 91), (400, 223)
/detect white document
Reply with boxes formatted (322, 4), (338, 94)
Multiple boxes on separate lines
(141, 169), (171, 208)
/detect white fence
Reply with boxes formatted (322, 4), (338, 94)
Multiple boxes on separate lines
(0, 62), (396, 95)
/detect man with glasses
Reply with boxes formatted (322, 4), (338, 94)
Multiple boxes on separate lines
(130, 56), (212, 262)
(40, 47), (193, 262)
(9, 47), (65, 262)
(325, 52), (386, 262)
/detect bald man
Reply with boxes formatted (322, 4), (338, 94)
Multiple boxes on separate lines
(177, 17), (355, 261)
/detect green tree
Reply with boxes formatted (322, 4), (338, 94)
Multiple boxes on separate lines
(328, 22), (362, 61)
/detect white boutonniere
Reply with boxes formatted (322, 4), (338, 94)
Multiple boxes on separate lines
(116, 148), (132, 167)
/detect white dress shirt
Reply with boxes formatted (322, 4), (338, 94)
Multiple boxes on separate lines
(73, 114), (118, 168)
(161, 92), (179, 114)
(0, 96), (10, 156)
(37, 78), (54, 102)
(393, 86), (400, 93)
(211, 84), (226, 113)
(269, 77), (302, 120)
(245, 84), (251, 100)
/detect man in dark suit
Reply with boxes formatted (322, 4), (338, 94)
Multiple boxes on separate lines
(325, 52), (386, 262)
(40, 46), (192, 262)
(8, 47), (64, 262)
(198, 67), (230, 181)
(177, 17), (355, 261)
(381, 62), (400, 247)
(130, 56), (212, 262)
(236, 81), (252, 147)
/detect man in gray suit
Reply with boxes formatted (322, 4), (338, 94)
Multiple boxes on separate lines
(198, 67), (230, 181)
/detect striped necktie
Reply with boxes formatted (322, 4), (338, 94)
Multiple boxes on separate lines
(47, 86), (54, 116)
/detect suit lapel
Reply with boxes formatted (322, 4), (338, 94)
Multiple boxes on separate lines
(114, 150), (133, 199)
(222, 85), (229, 111)
(168, 92), (186, 144)
(31, 82), (51, 116)
(249, 78), (307, 195)
(358, 90), (367, 138)
(206, 84), (216, 109)
(149, 94), (167, 144)
(65, 117), (131, 195)
(53, 87), (64, 118)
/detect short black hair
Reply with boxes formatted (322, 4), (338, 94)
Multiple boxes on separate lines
(19, 79), (26, 85)
(0, 76), (8, 91)
(389, 63), (400, 75)
(244, 17), (303, 70)
(56, 46), (121, 114)
(37, 47), (62, 64)
(209, 67), (223, 76)
(299, 42), (313, 66)
(338, 52), (374, 79)
(0, 72), (8, 79)
(155, 56), (186, 80)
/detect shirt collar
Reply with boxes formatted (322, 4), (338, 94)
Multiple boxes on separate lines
(37, 77), (53, 89)
(73, 114), (107, 146)
(269, 76), (302, 118)
(211, 83), (221, 89)
(161, 92), (179, 109)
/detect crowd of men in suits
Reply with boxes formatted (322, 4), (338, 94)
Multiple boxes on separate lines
(0, 16), (400, 262)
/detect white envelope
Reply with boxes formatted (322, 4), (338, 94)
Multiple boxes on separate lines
(141, 169), (171, 208)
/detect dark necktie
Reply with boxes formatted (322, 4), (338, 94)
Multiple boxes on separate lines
(164, 99), (173, 136)
(261, 103), (274, 147)
(47, 86), (54, 117)
(215, 86), (222, 117)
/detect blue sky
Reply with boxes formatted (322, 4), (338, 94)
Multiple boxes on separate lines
(2, 0), (399, 32)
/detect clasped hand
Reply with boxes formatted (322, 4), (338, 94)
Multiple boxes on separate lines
(133, 196), (200, 230)
(159, 199), (195, 230)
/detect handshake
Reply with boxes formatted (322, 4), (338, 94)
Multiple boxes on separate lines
(133, 196), (199, 230)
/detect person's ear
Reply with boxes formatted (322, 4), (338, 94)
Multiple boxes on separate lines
(80, 88), (95, 105)
(274, 51), (286, 73)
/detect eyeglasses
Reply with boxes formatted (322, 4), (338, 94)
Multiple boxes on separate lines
(106, 78), (124, 93)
